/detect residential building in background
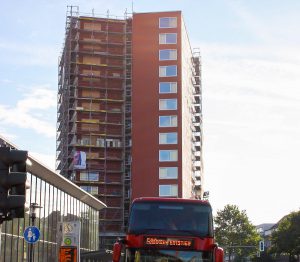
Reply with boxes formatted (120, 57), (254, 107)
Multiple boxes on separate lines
(256, 223), (275, 249)
(56, 6), (203, 248)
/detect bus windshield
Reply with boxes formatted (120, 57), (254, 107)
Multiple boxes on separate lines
(125, 248), (213, 262)
(128, 201), (213, 237)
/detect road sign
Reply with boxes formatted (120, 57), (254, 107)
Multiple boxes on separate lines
(23, 226), (40, 244)
(60, 221), (81, 261)
(64, 237), (72, 245)
(62, 221), (80, 247)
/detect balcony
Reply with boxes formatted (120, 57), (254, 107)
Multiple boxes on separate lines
(194, 171), (201, 178)
(192, 125), (200, 133)
(193, 155), (201, 162)
(195, 180), (201, 187)
(193, 95), (200, 104)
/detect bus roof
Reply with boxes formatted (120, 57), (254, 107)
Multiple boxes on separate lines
(132, 197), (211, 206)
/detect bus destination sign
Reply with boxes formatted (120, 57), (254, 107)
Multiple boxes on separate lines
(144, 237), (194, 248)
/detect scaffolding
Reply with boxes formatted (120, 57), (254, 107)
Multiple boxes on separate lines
(123, 9), (132, 234)
(56, 6), (132, 249)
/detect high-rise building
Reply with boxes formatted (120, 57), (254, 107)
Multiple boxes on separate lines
(56, 6), (203, 248)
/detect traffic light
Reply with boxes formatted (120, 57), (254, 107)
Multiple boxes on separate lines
(259, 240), (264, 252)
(0, 147), (30, 222)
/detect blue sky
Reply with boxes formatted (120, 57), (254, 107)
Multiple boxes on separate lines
(1, 0), (300, 225)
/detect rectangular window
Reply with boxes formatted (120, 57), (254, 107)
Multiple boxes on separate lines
(80, 172), (99, 181)
(159, 150), (178, 162)
(159, 65), (177, 77)
(159, 50), (177, 61)
(159, 33), (177, 44)
(159, 167), (178, 179)
(159, 99), (177, 110)
(159, 82), (177, 93)
(159, 132), (178, 144)
(81, 136), (90, 145)
(80, 186), (98, 195)
(159, 115), (177, 127)
(159, 17), (177, 28)
(159, 185), (178, 197)
(80, 173), (88, 181)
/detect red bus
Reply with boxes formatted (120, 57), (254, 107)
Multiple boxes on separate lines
(113, 197), (223, 262)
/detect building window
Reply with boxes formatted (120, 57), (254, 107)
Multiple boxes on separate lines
(159, 99), (177, 110)
(159, 150), (178, 162)
(159, 65), (177, 77)
(159, 132), (178, 144)
(80, 186), (98, 195)
(80, 172), (99, 181)
(159, 185), (178, 197)
(159, 17), (177, 28)
(159, 115), (177, 127)
(159, 167), (178, 179)
(81, 136), (90, 145)
(106, 139), (122, 148)
(159, 50), (177, 61)
(159, 33), (177, 44)
(159, 82), (177, 93)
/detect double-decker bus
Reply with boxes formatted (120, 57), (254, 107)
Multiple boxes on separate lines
(113, 197), (223, 262)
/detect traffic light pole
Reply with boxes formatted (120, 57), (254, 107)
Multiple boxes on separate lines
(28, 213), (35, 262)
(28, 203), (42, 262)
(29, 214), (35, 262)
(0, 223), (2, 258)
(29, 243), (33, 262)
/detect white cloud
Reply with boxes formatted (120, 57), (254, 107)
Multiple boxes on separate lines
(226, 1), (300, 46)
(225, 1), (274, 43)
(0, 79), (13, 84)
(0, 41), (59, 67)
(196, 41), (300, 224)
(0, 128), (17, 140)
(30, 151), (56, 171)
(17, 88), (57, 111)
(0, 86), (56, 137)
(200, 43), (300, 108)
(200, 43), (300, 63)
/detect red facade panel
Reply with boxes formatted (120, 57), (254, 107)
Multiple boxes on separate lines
(131, 12), (182, 200)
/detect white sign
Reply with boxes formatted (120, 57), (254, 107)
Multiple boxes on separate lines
(62, 221), (81, 247)
(74, 151), (86, 169)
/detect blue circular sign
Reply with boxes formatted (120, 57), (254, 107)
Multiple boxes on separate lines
(23, 226), (40, 244)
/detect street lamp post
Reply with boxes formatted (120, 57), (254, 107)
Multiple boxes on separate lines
(28, 203), (42, 262)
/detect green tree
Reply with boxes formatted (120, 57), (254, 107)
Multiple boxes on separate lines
(270, 210), (300, 262)
(214, 204), (260, 262)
